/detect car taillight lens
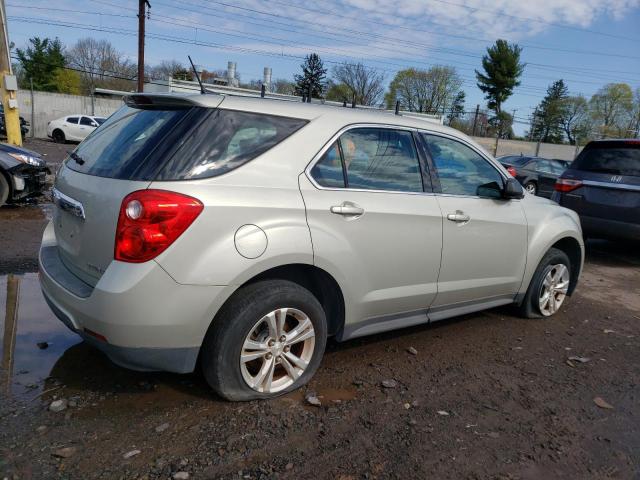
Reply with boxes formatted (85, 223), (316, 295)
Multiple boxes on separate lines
(554, 178), (583, 193)
(506, 166), (517, 177)
(115, 190), (203, 263)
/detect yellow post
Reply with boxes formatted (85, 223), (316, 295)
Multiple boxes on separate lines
(0, 0), (21, 146)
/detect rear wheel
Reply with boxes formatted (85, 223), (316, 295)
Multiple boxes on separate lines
(52, 129), (65, 143)
(0, 172), (9, 206)
(201, 279), (327, 401)
(517, 247), (571, 318)
(524, 181), (537, 195)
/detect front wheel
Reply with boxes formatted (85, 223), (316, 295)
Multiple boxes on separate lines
(524, 181), (537, 195)
(201, 280), (327, 401)
(517, 247), (571, 318)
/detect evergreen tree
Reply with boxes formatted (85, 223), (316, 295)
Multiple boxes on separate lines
(475, 40), (524, 116)
(447, 90), (466, 124)
(16, 37), (66, 91)
(294, 53), (327, 98)
(531, 80), (569, 143)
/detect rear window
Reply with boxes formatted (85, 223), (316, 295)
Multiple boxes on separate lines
(499, 156), (530, 166)
(572, 143), (640, 177)
(66, 105), (307, 180)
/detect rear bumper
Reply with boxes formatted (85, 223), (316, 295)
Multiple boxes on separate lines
(39, 221), (232, 373)
(580, 215), (640, 241)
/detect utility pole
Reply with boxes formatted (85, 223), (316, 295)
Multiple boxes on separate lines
(471, 104), (479, 136)
(137, 0), (151, 93)
(0, 0), (21, 146)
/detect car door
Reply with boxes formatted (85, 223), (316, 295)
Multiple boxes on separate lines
(64, 117), (81, 141)
(420, 133), (528, 317)
(299, 126), (443, 339)
(534, 159), (558, 198)
(79, 116), (97, 140)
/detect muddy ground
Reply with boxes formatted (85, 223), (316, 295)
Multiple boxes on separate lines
(0, 139), (639, 479)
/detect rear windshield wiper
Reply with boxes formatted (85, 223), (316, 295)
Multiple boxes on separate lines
(69, 151), (85, 165)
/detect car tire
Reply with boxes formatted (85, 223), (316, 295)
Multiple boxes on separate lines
(517, 247), (571, 319)
(201, 279), (328, 401)
(52, 129), (66, 144)
(524, 181), (537, 195)
(0, 172), (9, 206)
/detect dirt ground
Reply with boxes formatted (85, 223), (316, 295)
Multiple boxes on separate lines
(0, 139), (639, 480)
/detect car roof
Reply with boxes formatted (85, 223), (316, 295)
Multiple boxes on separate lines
(124, 92), (460, 136)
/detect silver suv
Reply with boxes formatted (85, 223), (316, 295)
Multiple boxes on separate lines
(40, 93), (584, 400)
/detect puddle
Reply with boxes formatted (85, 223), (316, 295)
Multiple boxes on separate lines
(0, 273), (214, 408)
(0, 273), (81, 399)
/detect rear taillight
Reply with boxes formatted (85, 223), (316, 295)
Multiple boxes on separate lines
(115, 190), (203, 263)
(506, 166), (517, 177)
(554, 178), (583, 193)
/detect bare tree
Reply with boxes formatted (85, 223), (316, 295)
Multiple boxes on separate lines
(332, 63), (385, 106)
(67, 38), (136, 93)
(561, 95), (589, 145)
(149, 60), (187, 80)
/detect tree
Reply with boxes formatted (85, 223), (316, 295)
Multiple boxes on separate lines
(629, 87), (640, 138)
(294, 53), (327, 98)
(489, 111), (514, 139)
(53, 68), (82, 94)
(272, 79), (296, 96)
(589, 83), (634, 138)
(149, 60), (190, 80)
(531, 80), (569, 143)
(325, 81), (351, 103)
(447, 91), (466, 124)
(15, 37), (65, 91)
(561, 95), (590, 145)
(385, 67), (463, 114)
(475, 39), (524, 116)
(67, 38), (136, 93)
(332, 62), (384, 106)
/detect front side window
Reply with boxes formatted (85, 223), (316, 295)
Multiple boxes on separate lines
(423, 134), (503, 197)
(80, 116), (95, 126)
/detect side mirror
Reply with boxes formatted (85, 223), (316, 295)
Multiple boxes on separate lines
(503, 177), (524, 199)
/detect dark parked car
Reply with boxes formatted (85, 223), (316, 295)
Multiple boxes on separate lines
(552, 139), (640, 241)
(0, 142), (49, 206)
(0, 105), (30, 139)
(497, 155), (568, 197)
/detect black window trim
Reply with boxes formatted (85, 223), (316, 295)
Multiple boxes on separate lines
(305, 123), (431, 195)
(417, 130), (513, 200)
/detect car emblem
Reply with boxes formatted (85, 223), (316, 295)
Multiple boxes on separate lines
(610, 175), (623, 183)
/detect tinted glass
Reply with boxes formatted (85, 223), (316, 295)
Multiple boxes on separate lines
(500, 155), (530, 166)
(535, 159), (553, 173)
(572, 144), (640, 177)
(94, 118), (106, 125)
(67, 117), (79, 124)
(310, 142), (345, 188)
(549, 160), (566, 174)
(424, 134), (503, 197)
(157, 109), (306, 180)
(80, 117), (95, 126)
(339, 128), (422, 192)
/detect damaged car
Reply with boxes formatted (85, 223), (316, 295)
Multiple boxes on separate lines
(0, 142), (49, 206)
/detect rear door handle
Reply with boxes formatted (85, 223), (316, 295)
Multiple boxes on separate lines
(330, 203), (364, 217)
(446, 210), (470, 223)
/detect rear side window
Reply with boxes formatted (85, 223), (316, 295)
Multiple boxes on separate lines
(310, 128), (423, 192)
(67, 117), (79, 124)
(156, 109), (306, 180)
(80, 117), (95, 126)
(66, 106), (306, 180)
(572, 143), (640, 177)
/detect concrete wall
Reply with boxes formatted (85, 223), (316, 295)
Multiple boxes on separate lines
(17, 90), (124, 139)
(471, 136), (583, 161)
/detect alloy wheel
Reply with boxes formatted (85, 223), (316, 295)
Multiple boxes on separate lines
(240, 307), (316, 393)
(538, 263), (569, 316)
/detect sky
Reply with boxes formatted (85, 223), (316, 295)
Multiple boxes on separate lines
(7, 0), (640, 135)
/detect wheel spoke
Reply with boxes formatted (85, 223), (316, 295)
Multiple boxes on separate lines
(275, 308), (288, 337)
(243, 339), (268, 351)
(252, 356), (275, 391)
(555, 280), (569, 292)
(284, 351), (308, 370)
(285, 318), (314, 346)
(264, 311), (278, 338)
(280, 355), (300, 381)
(241, 350), (268, 363)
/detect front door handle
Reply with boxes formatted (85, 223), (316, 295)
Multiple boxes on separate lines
(446, 210), (470, 224)
(330, 202), (364, 217)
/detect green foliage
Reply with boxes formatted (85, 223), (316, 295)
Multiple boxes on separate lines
(475, 39), (524, 115)
(385, 66), (463, 114)
(325, 82), (351, 103)
(16, 37), (65, 91)
(294, 53), (327, 98)
(531, 80), (569, 143)
(447, 90), (466, 124)
(589, 83), (634, 138)
(561, 95), (589, 145)
(53, 68), (82, 95)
